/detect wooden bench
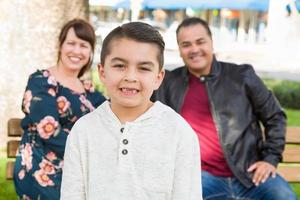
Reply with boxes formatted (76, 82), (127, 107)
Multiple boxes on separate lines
(5, 118), (300, 182)
(6, 118), (23, 180)
(278, 126), (300, 182)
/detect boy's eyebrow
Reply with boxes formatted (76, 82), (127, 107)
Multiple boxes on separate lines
(111, 57), (155, 67)
(138, 61), (155, 67)
(111, 57), (127, 63)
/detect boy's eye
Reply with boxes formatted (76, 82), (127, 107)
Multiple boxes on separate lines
(113, 64), (125, 69)
(139, 66), (151, 71)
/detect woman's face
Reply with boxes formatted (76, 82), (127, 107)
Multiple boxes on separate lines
(59, 27), (92, 73)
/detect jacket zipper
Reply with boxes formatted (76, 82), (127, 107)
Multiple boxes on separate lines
(205, 80), (250, 187)
(177, 79), (189, 114)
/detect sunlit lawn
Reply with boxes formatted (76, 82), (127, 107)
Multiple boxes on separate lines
(0, 154), (18, 200)
(0, 109), (299, 198)
(286, 108), (300, 126)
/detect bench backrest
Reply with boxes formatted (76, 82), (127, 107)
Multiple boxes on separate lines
(278, 127), (300, 182)
(5, 118), (300, 182)
(6, 118), (23, 180)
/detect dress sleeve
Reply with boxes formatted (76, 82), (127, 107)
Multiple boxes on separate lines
(82, 78), (106, 108)
(22, 71), (69, 158)
(86, 90), (106, 108)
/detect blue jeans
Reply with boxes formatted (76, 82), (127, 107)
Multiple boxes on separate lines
(202, 171), (298, 200)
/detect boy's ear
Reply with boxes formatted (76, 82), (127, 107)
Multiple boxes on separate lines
(97, 63), (105, 82)
(154, 69), (165, 90)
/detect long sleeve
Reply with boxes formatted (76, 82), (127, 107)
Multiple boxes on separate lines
(61, 121), (86, 200)
(21, 71), (71, 158)
(245, 65), (286, 166)
(14, 70), (106, 199)
(172, 119), (202, 200)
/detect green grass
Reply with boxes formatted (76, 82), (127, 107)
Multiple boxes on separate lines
(286, 108), (300, 126)
(0, 156), (18, 200)
(291, 184), (300, 198)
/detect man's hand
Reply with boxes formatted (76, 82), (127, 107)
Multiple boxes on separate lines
(247, 161), (276, 186)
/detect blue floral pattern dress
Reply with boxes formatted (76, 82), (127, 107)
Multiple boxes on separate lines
(13, 69), (106, 200)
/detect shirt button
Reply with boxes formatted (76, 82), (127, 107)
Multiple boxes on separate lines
(123, 139), (128, 145)
(120, 128), (124, 133)
(200, 76), (205, 82)
(122, 149), (128, 155)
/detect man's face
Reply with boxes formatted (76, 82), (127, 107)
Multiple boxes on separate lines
(177, 24), (213, 77)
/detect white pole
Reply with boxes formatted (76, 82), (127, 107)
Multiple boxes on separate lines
(130, 0), (143, 21)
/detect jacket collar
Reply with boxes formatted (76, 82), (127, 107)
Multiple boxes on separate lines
(183, 55), (220, 82)
(208, 55), (221, 78)
(180, 66), (190, 83)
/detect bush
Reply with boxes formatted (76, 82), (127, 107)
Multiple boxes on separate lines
(273, 82), (300, 109)
(91, 68), (107, 97)
(264, 79), (300, 109)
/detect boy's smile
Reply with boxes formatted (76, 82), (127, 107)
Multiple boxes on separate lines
(98, 38), (165, 122)
(120, 87), (139, 96)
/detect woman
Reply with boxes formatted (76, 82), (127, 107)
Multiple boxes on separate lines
(13, 19), (106, 200)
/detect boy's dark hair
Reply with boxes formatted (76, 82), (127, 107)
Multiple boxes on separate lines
(176, 17), (212, 40)
(100, 22), (165, 70)
(58, 19), (96, 78)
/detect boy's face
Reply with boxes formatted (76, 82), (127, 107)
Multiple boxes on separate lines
(98, 38), (164, 114)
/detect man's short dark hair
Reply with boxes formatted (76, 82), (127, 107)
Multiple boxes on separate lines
(100, 22), (165, 70)
(176, 17), (212, 39)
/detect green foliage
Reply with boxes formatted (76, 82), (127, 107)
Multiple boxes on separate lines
(263, 79), (300, 109)
(286, 108), (300, 126)
(91, 68), (107, 97)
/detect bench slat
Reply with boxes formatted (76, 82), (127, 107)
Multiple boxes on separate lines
(278, 165), (300, 182)
(282, 146), (300, 162)
(8, 118), (23, 137)
(7, 140), (20, 158)
(286, 127), (300, 144)
(6, 161), (15, 180)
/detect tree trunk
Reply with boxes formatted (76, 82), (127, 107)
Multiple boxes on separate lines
(0, 0), (89, 147)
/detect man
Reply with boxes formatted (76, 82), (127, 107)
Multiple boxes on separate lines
(153, 17), (297, 199)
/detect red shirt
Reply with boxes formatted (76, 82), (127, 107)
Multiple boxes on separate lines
(181, 74), (233, 177)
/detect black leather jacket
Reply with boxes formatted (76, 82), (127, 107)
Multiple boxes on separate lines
(153, 58), (287, 187)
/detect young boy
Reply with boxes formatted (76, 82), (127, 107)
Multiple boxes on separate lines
(61, 22), (202, 200)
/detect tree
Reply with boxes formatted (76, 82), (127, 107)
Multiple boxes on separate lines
(0, 0), (90, 147)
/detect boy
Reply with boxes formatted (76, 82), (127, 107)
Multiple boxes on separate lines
(61, 22), (202, 200)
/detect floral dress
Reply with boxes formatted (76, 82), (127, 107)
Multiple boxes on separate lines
(13, 69), (106, 200)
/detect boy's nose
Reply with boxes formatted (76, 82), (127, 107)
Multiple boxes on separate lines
(124, 68), (137, 82)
